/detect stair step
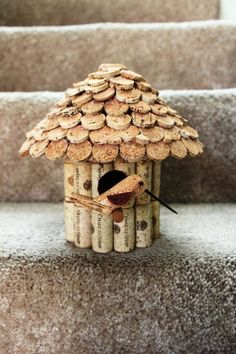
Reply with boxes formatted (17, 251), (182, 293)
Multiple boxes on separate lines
(0, 202), (235, 354)
(1, 89), (235, 203)
(0, 0), (219, 26)
(0, 20), (235, 91)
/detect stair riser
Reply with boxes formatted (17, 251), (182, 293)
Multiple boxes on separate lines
(0, 0), (219, 26)
(0, 21), (235, 91)
(1, 89), (235, 203)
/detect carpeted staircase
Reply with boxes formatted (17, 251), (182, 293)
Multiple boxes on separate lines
(0, 1), (235, 353)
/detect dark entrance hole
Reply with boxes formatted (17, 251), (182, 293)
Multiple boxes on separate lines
(98, 170), (127, 195)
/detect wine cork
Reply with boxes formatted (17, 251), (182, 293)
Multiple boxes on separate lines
(74, 162), (92, 197)
(136, 160), (153, 205)
(152, 201), (160, 239)
(114, 208), (135, 252)
(114, 158), (135, 208)
(73, 162), (92, 248)
(92, 163), (113, 197)
(64, 201), (75, 242)
(64, 161), (74, 197)
(92, 211), (113, 253)
(74, 206), (92, 248)
(152, 162), (161, 197)
(136, 204), (152, 248)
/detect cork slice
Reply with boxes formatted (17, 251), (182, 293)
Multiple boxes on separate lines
(130, 101), (150, 114)
(59, 113), (82, 129)
(66, 87), (80, 97)
(67, 141), (92, 162)
(43, 116), (61, 130)
(196, 140), (204, 154)
(120, 142), (145, 162)
(93, 87), (115, 102)
(140, 127), (164, 142)
(171, 115), (184, 127)
(73, 79), (89, 89)
(156, 115), (175, 128)
(180, 126), (199, 139)
(150, 103), (168, 116)
(107, 132), (122, 145)
(118, 125), (139, 142)
(45, 139), (68, 160)
(146, 142), (170, 161)
(19, 138), (35, 157)
(89, 126), (113, 144)
(81, 114), (105, 130)
(106, 114), (131, 130)
(120, 69), (144, 81)
(136, 81), (151, 92)
(34, 129), (50, 141)
(170, 141), (187, 159)
(116, 89), (141, 104)
(98, 63), (127, 71)
(141, 91), (157, 105)
(72, 92), (93, 107)
(66, 125), (89, 143)
(87, 78), (106, 87)
(56, 97), (71, 108)
(132, 112), (156, 128)
(135, 133), (150, 145)
(87, 82), (108, 94)
(104, 99), (129, 116)
(47, 127), (67, 141)
(110, 76), (134, 90)
(181, 137), (199, 156)
(89, 68), (121, 79)
(92, 144), (119, 163)
(81, 100), (104, 115)
(162, 126), (180, 143)
(26, 126), (40, 139)
(30, 139), (49, 158)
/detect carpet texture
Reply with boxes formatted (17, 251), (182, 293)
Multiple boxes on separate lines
(0, 0), (219, 26)
(0, 21), (235, 91)
(0, 203), (235, 354)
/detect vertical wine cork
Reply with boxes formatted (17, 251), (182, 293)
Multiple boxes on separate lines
(74, 162), (92, 197)
(114, 208), (135, 252)
(136, 160), (153, 205)
(64, 161), (74, 197)
(64, 201), (74, 242)
(73, 162), (92, 248)
(152, 201), (160, 239)
(92, 163), (113, 197)
(136, 204), (152, 248)
(114, 158), (135, 208)
(152, 162), (161, 197)
(91, 163), (114, 253)
(74, 206), (92, 248)
(64, 162), (75, 242)
(92, 211), (113, 253)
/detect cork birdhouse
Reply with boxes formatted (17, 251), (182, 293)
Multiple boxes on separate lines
(19, 63), (203, 253)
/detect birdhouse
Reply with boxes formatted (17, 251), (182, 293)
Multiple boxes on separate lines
(19, 63), (203, 253)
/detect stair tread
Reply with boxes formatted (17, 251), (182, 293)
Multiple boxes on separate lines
(1, 203), (235, 260)
(0, 20), (235, 91)
(0, 202), (235, 354)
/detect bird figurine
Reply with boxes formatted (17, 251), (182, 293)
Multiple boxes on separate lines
(66, 173), (177, 223)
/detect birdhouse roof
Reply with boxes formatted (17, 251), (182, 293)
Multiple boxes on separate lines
(19, 63), (203, 163)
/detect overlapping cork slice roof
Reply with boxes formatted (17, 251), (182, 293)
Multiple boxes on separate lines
(19, 63), (203, 163)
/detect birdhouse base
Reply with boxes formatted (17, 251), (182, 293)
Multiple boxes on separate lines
(64, 160), (161, 253)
